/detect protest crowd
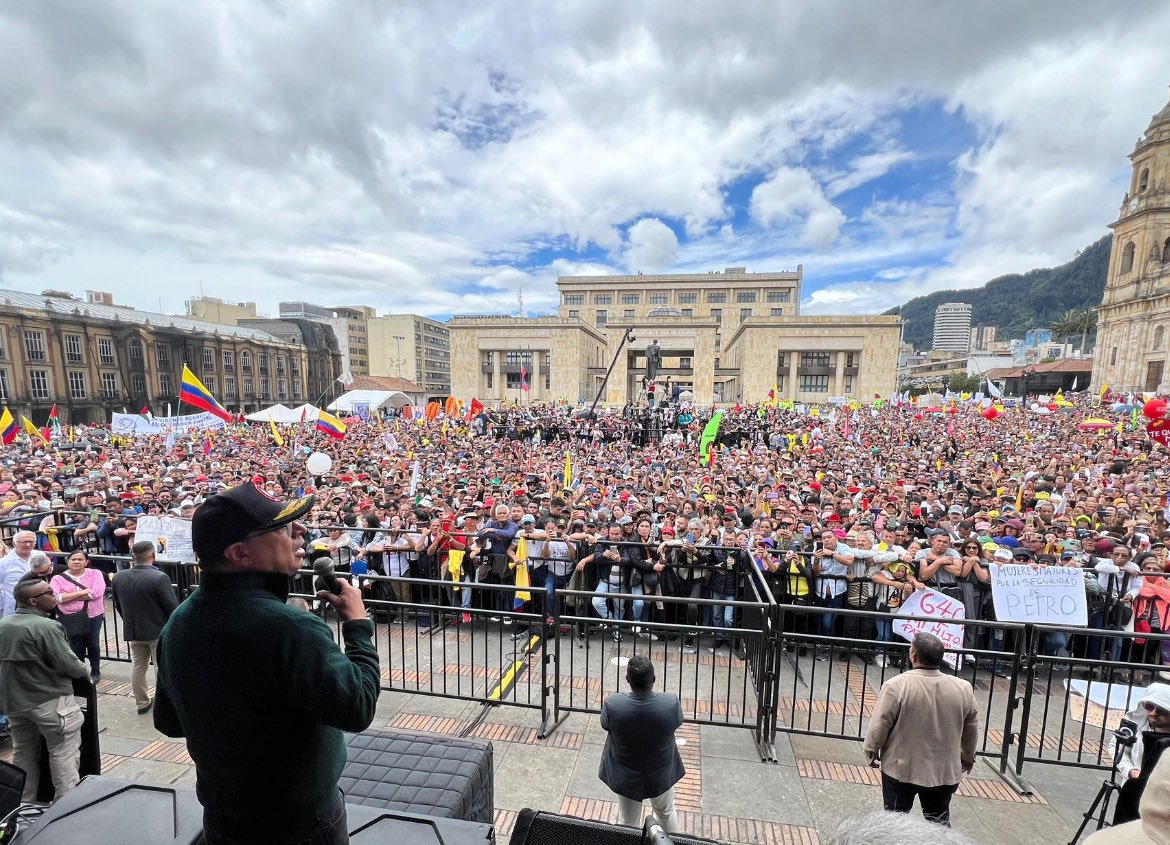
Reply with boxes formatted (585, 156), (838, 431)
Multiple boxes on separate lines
(0, 392), (1167, 678)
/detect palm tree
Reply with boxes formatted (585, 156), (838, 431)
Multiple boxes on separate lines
(1050, 308), (1097, 355)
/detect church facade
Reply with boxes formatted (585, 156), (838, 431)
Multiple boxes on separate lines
(1092, 89), (1170, 393)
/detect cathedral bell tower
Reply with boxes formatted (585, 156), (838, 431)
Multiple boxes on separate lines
(1092, 88), (1170, 394)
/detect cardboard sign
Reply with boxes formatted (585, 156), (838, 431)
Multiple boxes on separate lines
(133, 515), (195, 562)
(893, 588), (965, 669)
(111, 412), (226, 437)
(989, 564), (1088, 626)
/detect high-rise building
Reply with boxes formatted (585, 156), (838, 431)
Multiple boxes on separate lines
(970, 325), (997, 351)
(932, 303), (973, 353)
(1093, 88), (1170, 393)
(277, 302), (374, 377)
(367, 314), (451, 398)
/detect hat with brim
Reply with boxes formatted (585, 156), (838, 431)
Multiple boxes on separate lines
(192, 481), (314, 564)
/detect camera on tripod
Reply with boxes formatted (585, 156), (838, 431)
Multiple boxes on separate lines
(1115, 718), (1138, 747)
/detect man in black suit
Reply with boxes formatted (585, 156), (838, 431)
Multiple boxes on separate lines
(110, 541), (178, 714)
(598, 655), (685, 831)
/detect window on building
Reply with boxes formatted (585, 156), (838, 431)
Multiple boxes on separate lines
(241, 350), (252, 370)
(243, 377), (254, 396)
(0, 370), (9, 400)
(799, 375), (830, 393)
(844, 375), (854, 394)
(624, 309), (635, 319)
(1121, 242), (1136, 274)
(258, 352), (269, 372)
(740, 308), (752, 320)
(594, 294), (612, 305)
(1110, 347), (1118, 366)
(202, 348), (215, 370)
(506, 372), (521, 389)
(711, 308), (722, 323)
(681, 308), (692, 317)
(486, 371), (493, 389)
(278, 379), (288, 400)
(766, 290), (791, 303)
(128, 339), (143, 365)
(707, 292), (726, 303)
(223, 377), (235, 397)
(131, 374), (146, 396)
(563, 294), (584, 305)
(24, 330), (46, 362)
(156, 343), (171, 370)
(846, 352), (857, 367)
(777, 375), (785, 393)
(649, 293), (668, 304)
(568, 310), (579, 319)
(160, 373), (174, 396)
(0, 331), (6, 360)
(736, 291), (757, 303)
(222, 350), (234, 372)
(97, 337), (115, 366)
(205, 376), (217, 394)
(483, 351), (494, 367)
(504, 351), (532, 365)
(276, 357), (286, 375)
(101, 372), (118, 397)
(680, 357), (692, 369)
(714, 334), (722, 351)
(770, 308), (783, 316)
(778, 352), (788, 370)
(1139, 168), (1150, 193)
(65, 371), (87, 398)
(257, 378), (269, 397)
(29, 369), (50, 400)
(800, 351), (832, 368)
(678, 292), (697, 304)
(596, 310), (608, 326)
(64, 334), (83, 363)
(621, 293), (640, 304)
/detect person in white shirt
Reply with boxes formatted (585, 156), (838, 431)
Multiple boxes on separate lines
(0, 531), (38, 620)
(813, 529), (854, 661)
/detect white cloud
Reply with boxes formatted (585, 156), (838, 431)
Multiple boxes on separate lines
(624, 217), (678, 272)
(825, 148), (914, 197)
(750, 167), (845, 251)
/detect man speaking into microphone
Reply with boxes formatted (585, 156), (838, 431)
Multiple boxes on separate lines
(154, 481), (380, 844)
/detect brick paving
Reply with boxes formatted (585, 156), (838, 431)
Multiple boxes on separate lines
(796, 759), (1049, 805)
(559, 797), (821, 845)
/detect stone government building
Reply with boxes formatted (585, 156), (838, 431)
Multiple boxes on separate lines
(449, 267), (901, 407)
(1093, 88), (1170, 393)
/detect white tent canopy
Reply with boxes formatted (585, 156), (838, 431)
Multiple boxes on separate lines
(289, 403), (321, 422)
(244, 403), (296, 423)
(328, 390), (413, 414)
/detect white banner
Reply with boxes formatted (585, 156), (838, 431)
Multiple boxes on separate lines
(111, 412), (226, 437)
(893, 588), (965, 669)
(989, 564), (1088, 626)
(133, 515), (195, 562)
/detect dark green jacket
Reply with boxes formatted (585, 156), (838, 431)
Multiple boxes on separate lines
(154, 571), (379, 824)
(0, 608), (88, 713)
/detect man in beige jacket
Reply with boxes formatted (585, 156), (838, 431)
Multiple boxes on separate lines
(863, 632), (979, 826)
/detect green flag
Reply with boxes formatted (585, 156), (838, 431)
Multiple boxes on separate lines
(699, 412), (724, 464)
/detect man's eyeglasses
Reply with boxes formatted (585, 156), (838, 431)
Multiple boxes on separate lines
(1143, 701), (1170, 718)
(27, 589), (54, 600)
(1013, 555), (1031, 561)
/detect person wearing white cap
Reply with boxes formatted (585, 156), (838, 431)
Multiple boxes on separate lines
(1086, 753), (1170, 844)
(1110, 684), (1170, 825)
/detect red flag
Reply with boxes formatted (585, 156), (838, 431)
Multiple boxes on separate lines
(468, 397), (484, 419)
(139, 404), (150, 416)
(520, 365), (529, 392)
(48, 404), (58, 421)
(300, 406), (307, 423)
(843, 414), (851, 439)
(203, 436), (212, 456)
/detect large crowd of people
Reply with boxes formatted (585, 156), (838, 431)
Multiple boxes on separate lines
(0, 395), (1168, 674)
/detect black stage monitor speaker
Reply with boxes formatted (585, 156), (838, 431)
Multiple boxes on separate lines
(511, 809), (725, 845)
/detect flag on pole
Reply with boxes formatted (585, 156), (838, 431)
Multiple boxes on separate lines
(699, 412), (724, 465)
(46, 404), (61, 440)
(520, 364), (530, 392)
(563, 451), (572, 490)
(0, 408), (18, 445)
(22, 415), (48, 445)
(179, 365), (233, 421)
(767, 387), (776, 404)
(468, 397), (484, 420)
(986, 378), (1004, 401)
(1070, 377), (1079, 392)
(269, 416), (285, 447)
(408, 460), (421, 496)
(315, 410), (347, 440)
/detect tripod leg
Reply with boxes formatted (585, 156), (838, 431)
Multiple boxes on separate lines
(1068, 781), (1118, 845)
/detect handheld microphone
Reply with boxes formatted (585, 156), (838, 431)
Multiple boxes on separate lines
(313, 556), (343, 596)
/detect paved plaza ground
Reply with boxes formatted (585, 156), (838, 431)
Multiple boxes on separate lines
(2, 617), (1115, 844)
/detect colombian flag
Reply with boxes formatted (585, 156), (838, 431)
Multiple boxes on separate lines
(179, 365), (232, 421)
(0, 408), (17, 445)
(316, 410), (347, 440)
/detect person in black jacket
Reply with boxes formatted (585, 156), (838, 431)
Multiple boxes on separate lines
(598, 655), (685, 831)
(621, 517), (662, 639)
(110, 540), (179, 714)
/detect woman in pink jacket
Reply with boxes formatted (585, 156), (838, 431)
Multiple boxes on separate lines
(51, 550), (106, 682)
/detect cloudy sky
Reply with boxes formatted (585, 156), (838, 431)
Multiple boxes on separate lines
(2, 1), (1169, 320)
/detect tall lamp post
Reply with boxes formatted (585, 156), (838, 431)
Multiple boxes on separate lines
(1020, 366), (1034, 401)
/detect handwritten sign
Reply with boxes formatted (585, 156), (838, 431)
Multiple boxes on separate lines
(989, 564), (1088, 626)
(111, 412), (226, 437)
(133, 515), (195, 562)
(893, 588), (965, 669)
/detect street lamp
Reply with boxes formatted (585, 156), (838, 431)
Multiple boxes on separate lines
(392, 335), (404, 377)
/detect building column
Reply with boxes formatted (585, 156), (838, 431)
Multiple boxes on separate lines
(493, 352), (502, 404)
(606, 333), (628, 407)
(693, 331), (715, 405)
(834, 354), (845, 397)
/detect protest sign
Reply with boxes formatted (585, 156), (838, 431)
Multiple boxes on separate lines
(989, 564), (1088, 626)
(111, 412), (226, 437)
(893, 588), (965, 669)
(133, 515), (195, 562)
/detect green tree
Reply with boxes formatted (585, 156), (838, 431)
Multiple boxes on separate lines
(947, 373), (983, 394)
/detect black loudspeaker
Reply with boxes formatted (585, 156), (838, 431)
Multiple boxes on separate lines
(510, 809), (725, 845)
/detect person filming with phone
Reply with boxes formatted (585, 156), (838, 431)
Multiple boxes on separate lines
(154, 481), (381, 844)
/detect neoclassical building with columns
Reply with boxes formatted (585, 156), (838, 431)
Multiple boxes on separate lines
(1092, 89), (1170, 394)
(448, 267), (901, 407)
